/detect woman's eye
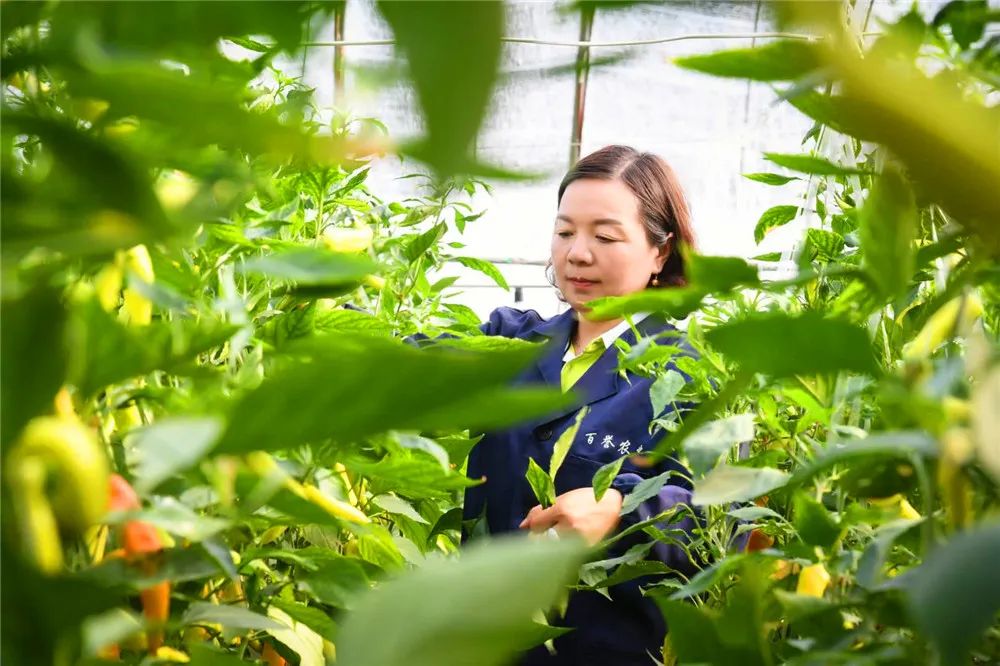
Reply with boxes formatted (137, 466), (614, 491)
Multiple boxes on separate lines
(556, 231), (573, 238)
(597, 236), (617, 243)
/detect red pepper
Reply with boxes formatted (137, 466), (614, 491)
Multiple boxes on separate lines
(109, 473), (141, 512)
(745, 529), (775, 552)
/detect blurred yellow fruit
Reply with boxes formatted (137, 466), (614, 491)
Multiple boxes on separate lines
(120, 245), (155, 326)
(74, 98), (110, 123)
(54, 387), (76, 419)
(11, 416), (110, 532)
(94, 263), (124, 312)
(363, 274), (386, 290)
(869, 494), (922, 521)
(322, 225), (373, 253)
(903, 292), (984, 360)
(104, 117), (139, 138)
(156, 170), (198, 211)
(796, 563), (830, 598)
(155, 646), (190, 663)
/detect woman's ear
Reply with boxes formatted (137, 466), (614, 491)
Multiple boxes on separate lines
(655, 232), (675, 272)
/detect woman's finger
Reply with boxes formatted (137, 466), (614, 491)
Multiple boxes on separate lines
(520, 504), (558, 531)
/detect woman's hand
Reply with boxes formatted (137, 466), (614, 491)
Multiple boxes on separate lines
(519, 487), (624, 546)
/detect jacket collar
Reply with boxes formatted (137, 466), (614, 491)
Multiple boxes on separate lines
(533, 308), (676, 419)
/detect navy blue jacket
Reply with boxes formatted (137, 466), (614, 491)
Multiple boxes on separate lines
(467, 307), (699, 666)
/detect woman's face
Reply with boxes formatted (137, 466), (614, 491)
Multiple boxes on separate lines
(551, 178), (668, 313)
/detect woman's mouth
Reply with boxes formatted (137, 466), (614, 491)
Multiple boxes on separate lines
(567, 277), (598, 289)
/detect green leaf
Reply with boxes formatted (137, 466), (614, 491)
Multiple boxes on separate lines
(239, 248), (377, 287)
(525, 457), (556, 509)
(743, 172), (800, 186)
(772, 589), (835, 623)
(792, 492), (841, 548)
(727, 506), (785, 522)
(214, 337), (570, 454)
(131, 417), (223, 493)
(859, 169), (918, 299)
(905, 523), (1000, 664)
(182, 602), (284, 631)
(550, 407), (588, 482)
(789, 431), (938, 487)
(453, 256), (509, 290)
(348, 453), (477, 501)
(586, 286), (705, 320)
(49, 1), (313, 56)
(673, 40), (821, 81)
(1, 114), (169, 259)
(314, 308), (394, 336)
(80, 608), (143, 658)
(803, 48), (1000, 249)
(335, 536), (588, 666)
(267, 606), (325, 666)
(1, 287), (67, 451)
(67, 298), (236, 397)
(686, 254), (760, 292)
(620, 471), (673, 516)
(856, 518), (921, 589)
(81, 546), (225, 590)
(803, 228), (846, 263)
(377, 1), (503, 176)
(933, 0), (989, 50)
(705, 311), (879, 377)
(684, 413), (755, 476)
(187, 643), (250, 666)
(404, 223), (445, 263)
(692, 466), (789, 505)
(372, 494), (430, 525)
(650, 369), (686, 418)
(114, 499), (229, 542)
(764, 152), (871, 177)
(298, 557), (371, 610)
(656, 600), (724, 662)
(592, 456), (626, 502)
(753, 205), (799, 244)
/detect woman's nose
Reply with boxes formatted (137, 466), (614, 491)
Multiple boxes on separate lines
(567, 236), (592, 264)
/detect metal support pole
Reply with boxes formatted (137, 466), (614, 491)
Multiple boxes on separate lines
(333, 1), (346, 104)
(569, 3), (595, 167)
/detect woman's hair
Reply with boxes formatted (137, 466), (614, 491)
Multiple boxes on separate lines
(555, 144), (696, 288)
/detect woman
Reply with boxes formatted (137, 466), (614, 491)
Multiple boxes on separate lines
(466, 145), (701, 665)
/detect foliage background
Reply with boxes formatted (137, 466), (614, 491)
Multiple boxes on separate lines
(1, 2), (998, 666)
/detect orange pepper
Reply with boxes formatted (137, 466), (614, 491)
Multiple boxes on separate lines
(108, 474), (169, 654)
(262, 642), (287, 666)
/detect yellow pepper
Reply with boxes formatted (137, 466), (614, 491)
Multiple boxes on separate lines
(54, 386), (76, 419)
(155, 170), (199, 211)
(796, 563), (831, 598)
(870, 494), (922, 521)
(259, 525), (288, 545)
(93, 262), (124, 312)
(74, 98), (110, 123)
(120, 244), (155, 326)
(247, 452), (369, 524)
(299, 483), (370, 524)
(155, 646), (190, 663)
(6, 456), (64, 574)
(363, 274), (386, 290)
(322, 225), (373, 253)
(903, 292), (984, 360)
(10, 416), (110, 532)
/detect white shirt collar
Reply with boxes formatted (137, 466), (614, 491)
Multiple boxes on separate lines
(562, 312), (650, 362)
